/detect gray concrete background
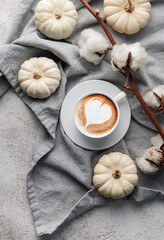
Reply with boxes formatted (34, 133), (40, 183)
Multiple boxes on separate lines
(0, 1), (39, 239)
(0, 1), (164, 240)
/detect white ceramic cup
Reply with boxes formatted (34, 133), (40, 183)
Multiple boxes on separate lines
(74, 91), (126, 139)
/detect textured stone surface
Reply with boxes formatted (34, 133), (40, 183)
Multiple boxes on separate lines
(0, 1), (40, 239)
(0, 89), (40, 240)
(0, 1), (164, 240)
(0, 0), (19, 44)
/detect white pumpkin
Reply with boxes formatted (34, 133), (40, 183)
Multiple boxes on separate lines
(18, 57), (61, 99)
(104, 0), (151, 34)
(93, 152), (138, 199)
(34, 0), (78, 40)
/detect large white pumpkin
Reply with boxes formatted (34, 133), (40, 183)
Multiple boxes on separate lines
(18, 57), (61, 99)
(104, 0), (151, 34)
(93, 152), (138, 199)
(34, 0), (78, 40)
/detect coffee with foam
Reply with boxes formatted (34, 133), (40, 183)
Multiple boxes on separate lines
(75, 94), (118, 137)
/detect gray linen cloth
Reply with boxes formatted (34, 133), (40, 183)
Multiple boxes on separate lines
(0, 0), (164, 237)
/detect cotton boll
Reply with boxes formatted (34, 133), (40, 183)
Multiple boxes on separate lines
(79, 46), (103, 65)
(136, 147), (164, 175)
(129, 43), (147, 71)
(137, 133), (164, 175)
(86, 31), (109, 53)
(111, 42), (148, 71)
(143, 85), (164, 114)
(151, 134), (163, 148)
(136, 155), (159, 175)
(144, 147), (164, 165)
(78, 29), (109, 65)
(111, 44), (129, 71)
(143, 91), (160, 108)
(153, 85), (164, 98)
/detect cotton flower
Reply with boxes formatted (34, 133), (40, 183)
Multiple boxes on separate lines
(78, 28), (109, 65)
(154, 85), (164, 98)
(143, 91), (160, 108)
(143, 85), (164, 114)
(136, 134), (164, 175)
(111, 42), (148, 72)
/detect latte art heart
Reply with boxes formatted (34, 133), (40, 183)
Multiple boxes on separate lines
(75, 94), (118, 136)
(85, 98), (112, 126)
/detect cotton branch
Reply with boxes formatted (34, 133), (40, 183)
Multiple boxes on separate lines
(80, 0), (164, 141)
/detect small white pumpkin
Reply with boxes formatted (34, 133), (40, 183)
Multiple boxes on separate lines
(104, 0), (151, 34)
(93, 152), (138, 199)
(34, 0), (78, 40)
(18, 57), (61, 99)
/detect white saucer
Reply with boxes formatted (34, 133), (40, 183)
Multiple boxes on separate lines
(60, 80), (131, 150)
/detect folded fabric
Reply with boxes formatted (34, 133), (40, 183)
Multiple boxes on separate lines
(0, 0), (164, 237)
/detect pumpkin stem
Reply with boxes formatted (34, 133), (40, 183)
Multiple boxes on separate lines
(112, 169), (121, 179)
(33, 72), (42, 79)
(55, 11), (62, 19)
(125, 0), (135, 13)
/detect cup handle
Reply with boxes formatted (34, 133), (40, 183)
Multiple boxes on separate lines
(113, 92), (126, 104)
